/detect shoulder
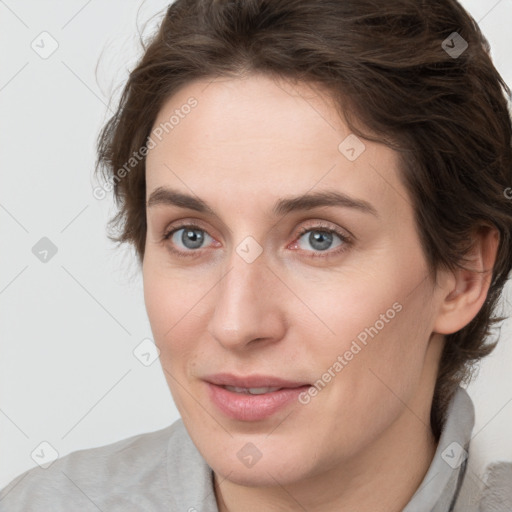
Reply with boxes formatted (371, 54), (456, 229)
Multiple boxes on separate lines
(455, 460), (512, 511)
(0, 421), (184, 512)
(478, 461), (512, 511)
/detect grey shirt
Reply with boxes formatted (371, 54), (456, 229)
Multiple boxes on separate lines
(1, 386), (511, 511)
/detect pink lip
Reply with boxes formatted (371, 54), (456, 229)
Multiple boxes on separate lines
(203, 374), (312, 421)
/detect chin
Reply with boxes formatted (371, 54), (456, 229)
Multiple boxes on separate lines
(212, 456), (309, 488)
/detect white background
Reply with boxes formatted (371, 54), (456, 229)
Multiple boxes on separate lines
(1, 0), (511, 490)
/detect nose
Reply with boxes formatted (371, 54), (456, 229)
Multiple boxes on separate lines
(206, 249), (287, 352)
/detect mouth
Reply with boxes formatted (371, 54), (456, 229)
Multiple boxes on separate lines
(203, 373), (312, 421)
(221, 385), (284, 395)
(203, 372), (311, 389)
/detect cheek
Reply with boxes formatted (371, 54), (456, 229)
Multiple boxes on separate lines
(142, 268), (206, 414)
(289, 241), (425, 351)
(143, 257), (179, 345)
(143, 272), (174, 340)
(142, 260), (211, 366)
(292, 271), (401, 356)
(298, 262), (434, 401)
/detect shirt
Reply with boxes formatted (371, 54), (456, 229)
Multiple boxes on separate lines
(1, 386), (511, 511)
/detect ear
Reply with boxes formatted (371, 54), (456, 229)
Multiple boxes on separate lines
(433, 225), (500, 335)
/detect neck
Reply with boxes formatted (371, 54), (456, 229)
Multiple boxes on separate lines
(214, 417), (436, 512)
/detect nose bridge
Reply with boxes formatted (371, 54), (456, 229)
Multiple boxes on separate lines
(207, 247), (285, 349)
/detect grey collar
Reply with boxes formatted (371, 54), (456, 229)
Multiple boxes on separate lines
(403, 386), (474, 512)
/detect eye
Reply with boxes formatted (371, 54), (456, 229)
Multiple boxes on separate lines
(163, 224), (215, 255)
(292, 224), (351, 257)
(161, 221), (351, 259)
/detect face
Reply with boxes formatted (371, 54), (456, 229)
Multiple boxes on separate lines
(143, 73), (445, 487)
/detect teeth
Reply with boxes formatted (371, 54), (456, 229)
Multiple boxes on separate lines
(224, 385), (281, 395)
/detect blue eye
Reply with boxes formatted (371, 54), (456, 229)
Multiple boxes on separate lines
(164, 226), (213, 252)
(295, 227), (348, 254)
(162, 223), (351, 259)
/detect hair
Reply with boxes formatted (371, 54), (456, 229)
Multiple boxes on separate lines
(96, 0), (512, 439)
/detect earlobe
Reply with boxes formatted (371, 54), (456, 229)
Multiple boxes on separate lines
(433, 225), (500, 335)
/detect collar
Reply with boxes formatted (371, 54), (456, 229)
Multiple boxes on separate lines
(403, 386), (474, 512)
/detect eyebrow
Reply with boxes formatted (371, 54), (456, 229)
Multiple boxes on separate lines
(147, 186), (378, 217)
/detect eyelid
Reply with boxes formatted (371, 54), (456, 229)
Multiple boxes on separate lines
(295, 219), (353, 240)
(162, 218), (216, 240)
(162, 217), (351, 239)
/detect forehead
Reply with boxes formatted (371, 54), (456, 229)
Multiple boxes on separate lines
(145, 73), (406, 219)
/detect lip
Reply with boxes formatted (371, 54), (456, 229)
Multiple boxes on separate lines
(203, 373), (310, 389)
(203, 373), (312, 421)
(206, 383), (311, 421)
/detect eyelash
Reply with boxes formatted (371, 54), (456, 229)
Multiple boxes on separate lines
(161, 222), (352, 259)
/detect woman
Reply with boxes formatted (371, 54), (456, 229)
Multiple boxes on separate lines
(2, 0), (511, 510)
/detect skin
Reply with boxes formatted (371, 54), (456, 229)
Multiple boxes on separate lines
(142, 73), (498, 512)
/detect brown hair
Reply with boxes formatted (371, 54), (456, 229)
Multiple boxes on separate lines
(96, 0), (512, 439)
